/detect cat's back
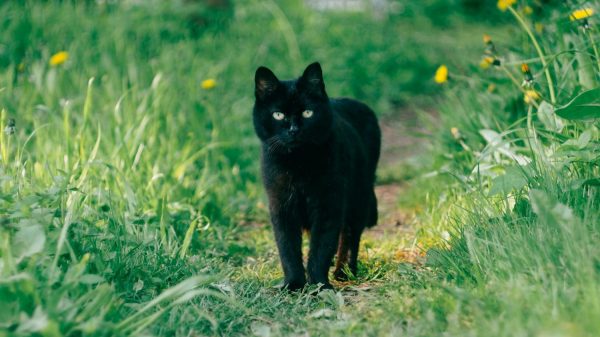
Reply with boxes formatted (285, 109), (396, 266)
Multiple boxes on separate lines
(331, 98), (381, 171)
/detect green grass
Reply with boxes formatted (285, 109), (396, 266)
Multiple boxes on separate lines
(1, 0), (599, 336)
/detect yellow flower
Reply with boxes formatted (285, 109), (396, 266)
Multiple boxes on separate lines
(570, 8), (594, 21)
(524, 90), (540, 104)
(480, 57), (495, 69)
(434, 65), (448, 84)
(450, 127), (461, 140)
(49, 51), (69, 66)
(483, 34), (492, 44)
(201, 78), (217, 90)
(497, 0), (517, 11)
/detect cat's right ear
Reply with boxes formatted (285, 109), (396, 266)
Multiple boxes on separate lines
(255, 66), (279, 100)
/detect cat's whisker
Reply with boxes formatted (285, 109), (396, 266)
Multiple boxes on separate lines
(266, 136), (285, 154)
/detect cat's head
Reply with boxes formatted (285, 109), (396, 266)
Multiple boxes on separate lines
(252, 62), (333, 154)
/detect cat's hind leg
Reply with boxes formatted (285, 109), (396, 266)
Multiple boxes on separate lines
(333, 228), (351, 281)
(344, 188), (377, 276)
(347, 226), (363, 277)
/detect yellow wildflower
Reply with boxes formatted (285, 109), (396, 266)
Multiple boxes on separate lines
(523, 5), (533, 15)
(570, 8), (594, 21)
(483, 34), (497, 56)
(49, 51), (69, 66)
(480, 57), (495, 69)
(450, 127), (461, 140)
(524, 90), (540, 104)
(521, 63), (534, 87)
(434, 65), (448, 84)
(201, 78), (217, 90)
(497, 0), (517, 11)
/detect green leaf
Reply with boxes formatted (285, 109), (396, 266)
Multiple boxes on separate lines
(576, 130), (593, 149)
(16, 307), (48, 334)
(576, 43), (598, 90)
(488, 166), (528, 197)
(12, 223), (46, 261)
(555, 88), (600, 120)
(79, 274), (105, 284)
(537, 101), (563, 132)
(529, 189), (576, 227)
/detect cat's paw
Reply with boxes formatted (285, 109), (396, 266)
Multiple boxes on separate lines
(334, 266), (358, 281)
(283, 280), (306, 292)
(333, 268), (349, 281)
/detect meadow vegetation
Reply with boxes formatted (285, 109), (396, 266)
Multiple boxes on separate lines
(0, 0), (599, 336)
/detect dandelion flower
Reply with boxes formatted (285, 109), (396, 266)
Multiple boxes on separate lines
(521, 63), (534, 87)
(497, 0), (517, 11)
(524, 90), (540, 104)
(49, 51), (69, 66)
(434, 65), (448, 84)
(201, 78), (217, 90)
(570, 8), (594, 21)
(480, 57), (495, 69)
(450, 127), (461, 140)
(483, 34), (497, 56)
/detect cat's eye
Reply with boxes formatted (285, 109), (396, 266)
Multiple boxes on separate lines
(272, 112), (285, 120)
(302, 110), (314, 118)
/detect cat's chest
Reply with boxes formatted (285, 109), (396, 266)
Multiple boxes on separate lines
(271, 165), (328, 186)
(264, 159), (335, 195)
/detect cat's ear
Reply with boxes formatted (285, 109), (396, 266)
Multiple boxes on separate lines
(255, 66), (279, 100)
(300, 62), (326, 97)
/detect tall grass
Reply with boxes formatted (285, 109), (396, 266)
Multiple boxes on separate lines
(2, 0), (598, 336)
(0, 1), (502, 335)
(414, 1), (600, 335)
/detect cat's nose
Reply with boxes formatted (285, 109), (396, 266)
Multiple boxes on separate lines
(288, 125), (299, 136)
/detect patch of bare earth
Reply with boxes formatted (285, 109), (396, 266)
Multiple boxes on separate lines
(362, 108), (430, 264)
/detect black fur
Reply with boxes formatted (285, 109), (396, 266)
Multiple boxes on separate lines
(252, 62), (381, 290)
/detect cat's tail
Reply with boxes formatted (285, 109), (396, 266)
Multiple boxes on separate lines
(366, 189), (378, 228)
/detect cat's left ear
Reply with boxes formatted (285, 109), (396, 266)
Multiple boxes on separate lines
(300, 62), (326, 97)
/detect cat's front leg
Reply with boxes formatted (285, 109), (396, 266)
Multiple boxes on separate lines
(306, 197), (344, 290)
(270, 199), (306, 291)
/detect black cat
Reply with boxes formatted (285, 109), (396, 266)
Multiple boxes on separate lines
(252, 62), (381, 290)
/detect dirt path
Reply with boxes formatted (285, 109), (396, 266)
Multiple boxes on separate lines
(377, 108), (426, 167)
(360, 109), (428, 263)
(367, 183), (410, 237)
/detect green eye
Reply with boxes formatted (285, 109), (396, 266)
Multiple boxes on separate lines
(272, 112), (285, 120)
(302, 110), (314, 118)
